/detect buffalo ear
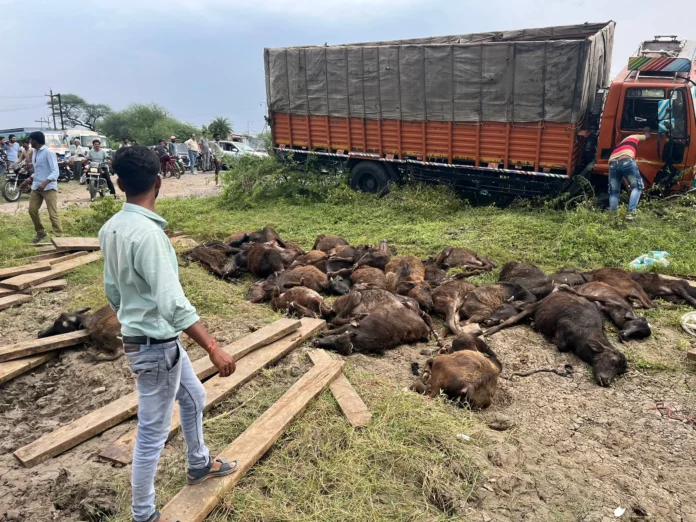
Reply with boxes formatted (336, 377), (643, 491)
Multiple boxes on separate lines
(74, 307), (91, 315)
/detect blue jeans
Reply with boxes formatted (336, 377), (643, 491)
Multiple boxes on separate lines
(609, 158), (643, 213)
(127, 340), (209, 522)
(188, 151), (198, 174)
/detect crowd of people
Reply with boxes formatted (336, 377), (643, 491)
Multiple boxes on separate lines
(141, 133), (224, 184)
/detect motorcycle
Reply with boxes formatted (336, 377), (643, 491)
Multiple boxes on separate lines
(84, 161), (109, 201)
(164, 156), (183, 179)
(1, 162), (31, 202)
(57, 160), (74, 182)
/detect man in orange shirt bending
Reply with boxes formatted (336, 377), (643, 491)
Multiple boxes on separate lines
(608, 127), (650, 219)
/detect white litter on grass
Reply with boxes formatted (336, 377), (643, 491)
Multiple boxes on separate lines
(614, 507), (626, 517)
(456, 433), (471, 442)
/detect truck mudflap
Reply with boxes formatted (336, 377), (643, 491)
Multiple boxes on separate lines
(275, 148), (568, 198)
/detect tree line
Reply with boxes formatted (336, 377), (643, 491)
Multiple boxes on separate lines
(49, 94), (233, 144)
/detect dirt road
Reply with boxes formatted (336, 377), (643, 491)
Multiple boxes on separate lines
(0, 172), (221, 215)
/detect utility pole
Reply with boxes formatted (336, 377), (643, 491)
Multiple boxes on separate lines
(46, 89), (57, 129)
(34, 117), (50, 128)
(57, 93), (65, 130)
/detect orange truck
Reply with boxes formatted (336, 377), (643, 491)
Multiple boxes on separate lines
(264, 22), (696, 198)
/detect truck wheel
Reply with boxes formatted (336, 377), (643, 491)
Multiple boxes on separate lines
(350, 161), (389, 193)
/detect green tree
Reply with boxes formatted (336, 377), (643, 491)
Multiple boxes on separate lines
(208, 117), (232, 138)
(48, 93), (112, 130)
(98, 104), (198, 145)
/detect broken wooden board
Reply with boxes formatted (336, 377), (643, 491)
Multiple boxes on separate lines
(0, 263), (51, 280)
(98, 318), (325, 465)
(13, 318), (305, 468)
(0, 330), (90, 363)
(51, 237), (101, 252)
(0, 252), (102, 290)
(687, 349), (696, 362)
(34, 245), (56, 253)
(21, 279), (68, 294)
(309, 350), (371, 428)
(47, 251), (89, 265)
(0, 294), (32, 311)
(160, 356), (344, 522)
(0, 352), (56, 385)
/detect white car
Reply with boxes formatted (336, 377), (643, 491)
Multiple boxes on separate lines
(218, 140), (268, 158)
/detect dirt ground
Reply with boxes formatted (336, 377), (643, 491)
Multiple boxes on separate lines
(1, 279), (695, 522)
(0, 172), (221, 215)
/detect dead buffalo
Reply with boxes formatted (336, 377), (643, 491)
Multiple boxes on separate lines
(424, 261), (448, 288)
(289, 250), (328, 272)
(246, 265), (329, 303)
(271, 287), (332, 318)
(460, 283), (536, 326)
(243, 243), (285, 278)
(485, 291), (628, 387)
(38, 306), (124, 361)
(331, 285), (419, 326)
(499, 261), (554, 299)
(350, 267), (387, 289)
(186, 242), (238, 280)
(412, 333), (502, 409)
(583, 268), (655, 309)
(434, 246), (496, 276)
(431, 279), (476, 336)
(573, 282), (651, 340)
(385, 256), (434, 312)
(549, 268), (587, 287)
(313, 234), (349, 253)
(629, 273), (696, 307)
(248, 225), (286, 247)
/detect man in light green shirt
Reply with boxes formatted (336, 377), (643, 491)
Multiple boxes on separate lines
(99, 145), (238, 522)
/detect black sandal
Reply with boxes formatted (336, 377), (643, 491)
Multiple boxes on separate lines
(186, 457), (238, 485)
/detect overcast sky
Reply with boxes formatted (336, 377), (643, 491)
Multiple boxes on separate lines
(1, 0), (694, 134)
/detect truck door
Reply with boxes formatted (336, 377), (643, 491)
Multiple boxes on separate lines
(618, 87), (664, 184)
(653, 88), (691, 189)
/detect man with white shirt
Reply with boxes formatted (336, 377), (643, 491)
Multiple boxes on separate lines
(184, 134), (199, 174)
(71, 138), (87, 178)
(20, 131), (63, 243)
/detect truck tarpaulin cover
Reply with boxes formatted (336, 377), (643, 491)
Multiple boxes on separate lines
(265, 22), (614, 124)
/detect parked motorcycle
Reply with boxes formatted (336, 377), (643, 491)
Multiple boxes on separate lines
(84, 161), (109, 201)
(2, 162), (31, 202)
(58, 160), (74, 182)
(164, 156), (183, 179)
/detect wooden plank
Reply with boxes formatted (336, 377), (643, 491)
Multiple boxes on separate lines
(34, 245), (56, 253)
(21, 252), (66, 263)
(21, 279), (68, 294)
(308, 350), (371, 427)
(160, 357), (344, 522)
(0, 294), (32, 311)
(48, 251), (89, 265)
(51, 237), (101, 252)
(0, 352), (56, 385)
(98, 318), (326, 465)
(0, 263), (51, 280)
(0, 252), (102, 290)
(0, 330), (90, 363)
(0, 288), (15, 298)
(13, 318), (305, 468)
(688, 349), (696, 362)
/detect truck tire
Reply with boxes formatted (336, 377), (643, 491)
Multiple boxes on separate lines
(350, 161), (389, 193)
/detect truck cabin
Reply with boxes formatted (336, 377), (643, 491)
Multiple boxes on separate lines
(595, 36), (696, 190)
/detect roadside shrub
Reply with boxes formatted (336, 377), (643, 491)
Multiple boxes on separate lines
(220, 154), (347, 208)
(66, 197), (122, 236)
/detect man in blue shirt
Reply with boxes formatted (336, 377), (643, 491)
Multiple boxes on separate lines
(4, 134), (19, 163)
(99, 146), (238, 522)
(20, 131), (63, 243)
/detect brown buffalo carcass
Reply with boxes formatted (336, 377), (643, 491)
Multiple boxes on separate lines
(271, 287), (332, 319)
(312, 234), (349, 253)
(186, 241), (238, 280)
(573, 282), (651, 340)
(235, 243), (285, 278)
(583, 268), (656, 309)
(424, 261), (448, 288)
(549, 268), (587, 287)
(38, 306), (124, 361)
(385, 256), (434, 312)
(431, 279), (476, 336)
(485, 291), (628, 387)
(246, 265), (329, 303)
(289, 250), (328, 272)
(412, 333), (502, 409)
(434, 246), (497, 276)
(350, 267), (387, 289)
(499, 261), (554, 299)
(630, 273), (696, 307)
(460, 283), (536, 326)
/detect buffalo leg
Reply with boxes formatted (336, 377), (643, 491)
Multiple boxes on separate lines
(483, 306), (536, 337)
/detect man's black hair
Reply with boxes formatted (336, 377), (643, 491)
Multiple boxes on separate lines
(112, 145), (160, 196)
(28, 131), (45, 145)
(214, 134), (220, 139)
(8, 134), (15, 140)
(93, 139), (101, 145)
(0, 136), (5, 141)
(22, 138), (30, 145)
(158, 139), (165, 143)
(122, 137), (129, 141)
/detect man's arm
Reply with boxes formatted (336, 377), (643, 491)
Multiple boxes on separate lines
(134, 232), (235, 375)
(103, 264), (121, 311)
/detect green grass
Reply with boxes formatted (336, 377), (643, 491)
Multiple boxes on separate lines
(2, 185), (696, 520)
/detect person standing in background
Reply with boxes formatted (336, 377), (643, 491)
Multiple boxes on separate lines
(5, 134), (19, 164)
(210, 134), (223, 185)
(0, 137), (8, 173)
(184, 134), (199, 174)
(199, 134), (210, 172)
(608, 127), (651, 220)
(88, 139), (117, 198)
(20, 131), (63, 243)
(18, 139), (34, 170)
(71, 138), (87, 178)
(154, 139), (169, 175)
(121, 137), (130, 148)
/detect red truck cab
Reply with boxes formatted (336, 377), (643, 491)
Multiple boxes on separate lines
(594, 36), (696, 190)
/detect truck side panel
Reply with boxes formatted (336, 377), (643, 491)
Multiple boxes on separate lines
(272, 113), (582, 174)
